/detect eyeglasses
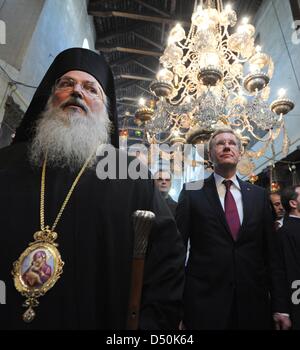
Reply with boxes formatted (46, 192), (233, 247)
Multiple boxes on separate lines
(214, 140), (239, 148)
(55, 77), (103, 99)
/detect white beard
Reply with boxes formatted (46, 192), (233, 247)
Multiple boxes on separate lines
(29, 98), (112, 171)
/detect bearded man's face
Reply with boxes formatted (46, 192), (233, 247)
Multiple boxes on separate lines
(29, 70), (111, 170)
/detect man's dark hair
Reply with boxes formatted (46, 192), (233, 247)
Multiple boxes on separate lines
(280, 185), (300, 213)
(267, 189), (281, 197)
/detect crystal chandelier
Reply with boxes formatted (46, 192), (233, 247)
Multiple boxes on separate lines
(135, 0), (294, 162)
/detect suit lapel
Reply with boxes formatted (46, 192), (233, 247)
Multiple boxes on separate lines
(203, 174), (233, 241)
(203, 174), (253, 242)
(237, 177), (252, 239)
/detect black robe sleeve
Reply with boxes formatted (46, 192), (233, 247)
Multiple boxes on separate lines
(139, 187), (185, 330)
(176, 184), (190, 249)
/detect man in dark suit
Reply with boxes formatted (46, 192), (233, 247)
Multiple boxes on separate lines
(176, 128), (291, 330)
(278, 185), (300, 329)
(154, 170), (177, 217)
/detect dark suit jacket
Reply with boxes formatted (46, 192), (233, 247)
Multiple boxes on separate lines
(176, 174), (289, 329)
(165, 195), (177, 217)
(278, 217), (300, 329)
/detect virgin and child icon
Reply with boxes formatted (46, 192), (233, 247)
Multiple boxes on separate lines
(21, 250), (53, 288)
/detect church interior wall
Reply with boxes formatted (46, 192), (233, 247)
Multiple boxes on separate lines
(0, 0), (95, 144)
(249, 0), (300, 175)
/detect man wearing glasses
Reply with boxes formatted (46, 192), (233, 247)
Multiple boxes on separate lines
(177, 128), (291, 330)
(0, 48), (185, 330)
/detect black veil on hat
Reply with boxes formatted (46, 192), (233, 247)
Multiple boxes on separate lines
(14, 47), (119, 148)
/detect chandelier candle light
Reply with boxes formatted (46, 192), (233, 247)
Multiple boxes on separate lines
(135, 0), (294, 163)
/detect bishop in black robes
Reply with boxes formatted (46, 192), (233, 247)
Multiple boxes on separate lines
(0, 48), (185, 330)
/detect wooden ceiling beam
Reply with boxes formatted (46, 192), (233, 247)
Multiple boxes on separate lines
(132, 0), (171, 18)
(97, 45), (162, 57)
(115, 74), (153, 81)
(117, 84), (152, 96)
(117, 101), (139, 107)
(115, 80), (138, 89)
(109, 55), (136, 68)
(95, 23), (141, 42)
(89, 10), (190, 26)
(133, 32), (163, 50)
(117, 97), (139, 102)
(132, 59), (157, 74)
(134, 84), (152, 95)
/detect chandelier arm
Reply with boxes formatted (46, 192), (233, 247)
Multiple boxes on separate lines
(151, 133), (174, 144)
(229, 119), (247, 132)
(245, 139), (272, 159)
(143, 0), (294, 155)
(271, 140), (276, 159)
(247, 128), (273, 142)
(281, 119), (290, 157)
(270, 123), (283, 141)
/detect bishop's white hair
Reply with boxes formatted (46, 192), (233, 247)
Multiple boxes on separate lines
(29, 94), (112, 171)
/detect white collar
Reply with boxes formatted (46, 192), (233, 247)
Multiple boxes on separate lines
(213, 172), (241, 190)
(289, 215), (300, 220)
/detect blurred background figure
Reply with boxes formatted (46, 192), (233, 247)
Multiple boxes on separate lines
(269, 190), (285, 229)
(154, 170), (177, 217)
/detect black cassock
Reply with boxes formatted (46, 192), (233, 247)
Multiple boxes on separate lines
(0, 143), (185, 330)
(278, 217), (300, 329)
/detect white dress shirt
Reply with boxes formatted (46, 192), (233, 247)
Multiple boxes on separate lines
(213, 172), (244, 224)
(275, 218), (284, 228)
(289, 215), (300, 219)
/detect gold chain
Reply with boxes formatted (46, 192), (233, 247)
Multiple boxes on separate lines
(40, 151), (96, 232)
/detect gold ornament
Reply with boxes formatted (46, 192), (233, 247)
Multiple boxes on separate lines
(12, 150), (95, 322)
